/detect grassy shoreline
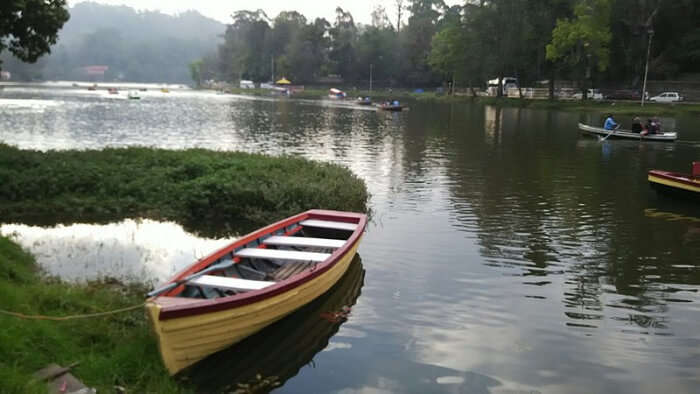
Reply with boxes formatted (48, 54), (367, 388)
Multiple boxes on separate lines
(0, 144), (369, 393)
(0, 236), (190, 393)
(222, 87), (700, 116)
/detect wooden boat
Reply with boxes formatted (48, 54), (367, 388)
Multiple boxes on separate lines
(185, 255), (365, 391)
(648, 162), (700, 201)
(578, 122), (677, 141)
(145, 209), (367, 375)
(328, 88), (346, 99)
(377, 103), (406, 111)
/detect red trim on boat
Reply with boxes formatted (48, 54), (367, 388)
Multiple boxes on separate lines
(648, 170), (700, 189)
(153, 210), (367, 320)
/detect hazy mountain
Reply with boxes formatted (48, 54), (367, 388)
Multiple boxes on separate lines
(2, 2), (226, 83)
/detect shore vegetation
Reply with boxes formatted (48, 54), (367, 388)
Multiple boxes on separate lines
(0, 144), (369, 393)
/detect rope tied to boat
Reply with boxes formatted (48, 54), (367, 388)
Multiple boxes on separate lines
(0, 303), (144, 321)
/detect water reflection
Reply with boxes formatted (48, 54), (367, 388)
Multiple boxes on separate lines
(187, 254), (502, 394)
(0, 219), (234, 285)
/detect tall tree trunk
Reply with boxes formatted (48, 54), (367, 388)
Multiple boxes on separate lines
(548, 67), (555, 100)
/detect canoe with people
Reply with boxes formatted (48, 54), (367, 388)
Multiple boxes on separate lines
(356, 96), (373, 105)
(144, 209), (367, 375)
(578, 113), (677, 142)
(377, 100), (406, 111)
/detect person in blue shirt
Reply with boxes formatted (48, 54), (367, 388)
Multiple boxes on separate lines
(603, 114), (619, 130)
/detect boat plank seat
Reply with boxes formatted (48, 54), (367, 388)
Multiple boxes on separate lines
(235, 248), (330, 262)
(263, 235), (345, 249)
(189, 275), (275, 292)
(300, 219), (357, 231)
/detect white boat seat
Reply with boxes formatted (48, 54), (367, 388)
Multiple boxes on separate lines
(300, 219), (357, 231)
(189, 275), (275, 292)
(263, 235), (345, 249)
(235, 248), (330, 262)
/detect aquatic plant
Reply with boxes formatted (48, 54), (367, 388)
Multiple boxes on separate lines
(0, 144), (370, 236)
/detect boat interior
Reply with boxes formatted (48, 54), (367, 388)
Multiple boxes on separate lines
(177, 219), (357, 300)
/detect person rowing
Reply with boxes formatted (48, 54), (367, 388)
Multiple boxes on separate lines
(603, 114), (619, 130)
(631, 117), (643, 133)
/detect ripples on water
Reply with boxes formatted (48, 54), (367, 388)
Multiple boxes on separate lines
(1, 84), (700, 393)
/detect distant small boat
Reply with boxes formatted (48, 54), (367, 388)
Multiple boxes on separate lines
(578, 122), (677, 142)
(127, 90), (141, 100)
(161, 88), (170, 93)
(329, 88), (346, 99)
(377, 102), (406, 111)
(356, 96), (372, 105)
(648, 162), (700, 201)
(145, 209), (367, 375)
(87, 85), (97, 91)
(107, 87), (118, 94)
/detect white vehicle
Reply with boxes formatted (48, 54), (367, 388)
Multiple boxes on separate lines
(487, 77), (518, 96)
(573, 89), (604, 100)
(239, 80), (255, 89)
(649, 92), (683, 103)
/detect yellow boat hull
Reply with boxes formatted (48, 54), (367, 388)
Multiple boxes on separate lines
(146, 237), (361, 375)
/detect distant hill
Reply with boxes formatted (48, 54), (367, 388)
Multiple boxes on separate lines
(2, 2), (226, 83)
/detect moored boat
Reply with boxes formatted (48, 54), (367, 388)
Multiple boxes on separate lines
(328, 88), (346, 99)
(185, 255), (365, 391)
(648, 162), (700, 201)
(578, 122), (677, 142)
(145, 209), (367, 375)
(377, 102), (406, 111)
(127, 90), (141, 100)
(356, 96), (372, 105)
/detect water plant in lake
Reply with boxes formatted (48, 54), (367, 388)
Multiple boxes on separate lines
(0, 144), (369, 236)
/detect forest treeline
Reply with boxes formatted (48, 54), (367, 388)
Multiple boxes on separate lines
(194, 0), (699, 91)
(1, 2), (224, 83)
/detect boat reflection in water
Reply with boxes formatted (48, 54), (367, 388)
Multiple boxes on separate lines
(184, 255), (366, 392)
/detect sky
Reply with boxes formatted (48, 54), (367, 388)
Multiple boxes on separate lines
(68, 0), (411, 26)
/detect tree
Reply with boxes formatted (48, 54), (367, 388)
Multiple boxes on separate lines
(284, 18), (330, 82)
(218, 10), (271, 82)
(329, 7), (358, 81)
(0, 0), (70, 69)
(189, 60), (203, 87)
(402, 0), (445, 85)
(428, 23), (464, 93)
(546, 0), (612, 98)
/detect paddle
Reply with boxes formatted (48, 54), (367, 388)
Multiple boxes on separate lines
(599, 123), (620, 142)
(146, 259), (236, 298)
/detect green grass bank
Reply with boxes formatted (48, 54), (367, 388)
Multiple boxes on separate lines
(0, 236), (189, 393)
(0, 144), (369, 392)
(223, 87), (700, 116)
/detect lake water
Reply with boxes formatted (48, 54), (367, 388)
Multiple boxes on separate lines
(1, 83), (700, 393)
